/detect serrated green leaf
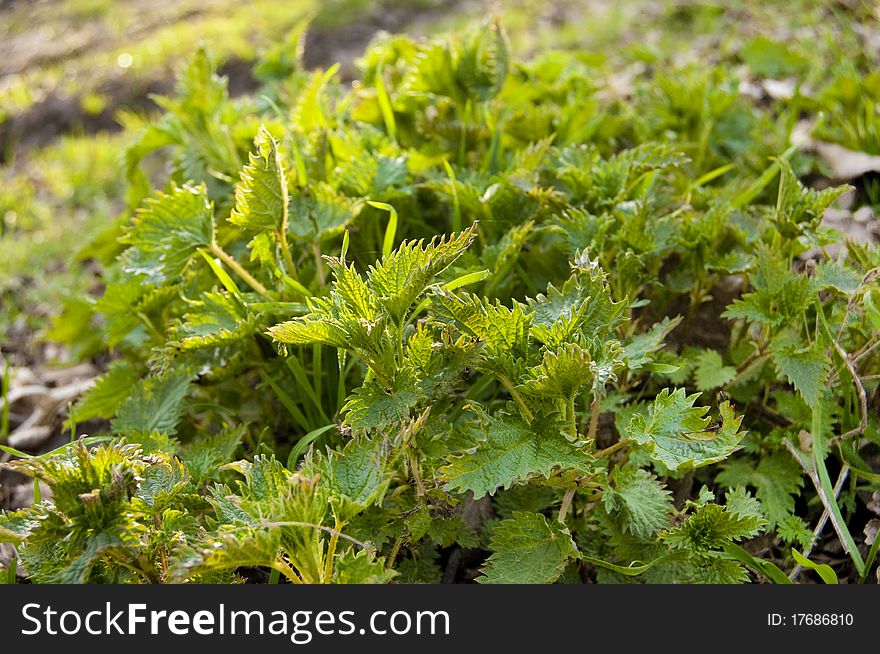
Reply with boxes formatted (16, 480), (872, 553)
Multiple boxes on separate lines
(521, 342), (594, 399)
(111, 368), (194, 436)
(229, 126), (288, 233)
(624, 316), (682, 371)
(814, 261), (861, 294)
(625, 390), (746, 472)
(662, 503), (764, 554)
(333, 549), (396, 584)
(71, 360), (138, 424)
(119, 183), (213, 285)
(716, 453), (804, 527)
(480, 511), (577, 584)
(367, 224), (478, 323)
(603, 466), (673, 539)
(440, 409), (590, 497)
(342, 372), (421, 430)
(772, 343), (828, 408)
(317, 437), (389, 510)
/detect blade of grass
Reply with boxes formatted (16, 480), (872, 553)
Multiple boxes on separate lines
(287, 424), (336, 470)
(791, 548), (838, 584)
(284, 356), (330, 424)
(260, 371), (312, 432)
(860, 533), (880, 584)
(375, 58), (397, 142)
(368, 201), (398, 259)
(731, 113), (824, 209)
(723, 543), (793, 584)
(812, 400), (865, 576)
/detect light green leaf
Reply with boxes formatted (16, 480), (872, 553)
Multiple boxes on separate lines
(662, 503), (764, 554)
(71, 360), (138, 423)
(112, 368), (194, 436)
(230, 126), (288, 233)
(624, 316), (682, 371)
(342, 372), (421, 430)
(333, 549), (396, 584)
(626, 389), (746, 472)
(119, 183), (213, 285)
(791, 548), (838, 584)
(716, 453), (804, 527)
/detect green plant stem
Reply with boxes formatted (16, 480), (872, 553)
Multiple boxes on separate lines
(278, 229), (297, 281)
(386, 535), (404, 571)
(587, 394), (601, 443)
(595, 439), (632, 460)
(209, 241), (270, 297)
(323, 519), (341, 583)
(499, 376), (533, 422)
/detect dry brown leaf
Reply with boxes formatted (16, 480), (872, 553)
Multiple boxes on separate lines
(815, 141), (880, 180)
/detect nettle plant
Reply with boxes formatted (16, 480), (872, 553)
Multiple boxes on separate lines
(2, 21), (879, 584)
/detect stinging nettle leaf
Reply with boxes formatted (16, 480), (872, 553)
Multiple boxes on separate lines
(692, 349), (736, 391)
(603, 465), (673, 539)
(479, 511), (578, 584)
(112, 368), (195, 437)
(229, 126), (289, 233)
(120, 183), (213, 285)
(772, 343), (828, 408)
(625, 389), (746, 472)
(440, 408), (591, 497)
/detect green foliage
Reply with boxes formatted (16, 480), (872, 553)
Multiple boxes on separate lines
(6, 11), (880, 586)
(480, 512), (578, 584)
(440, 407), (591, 498)
(625, 390), (746, 472)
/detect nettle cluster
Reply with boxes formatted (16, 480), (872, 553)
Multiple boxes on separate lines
(2, 21), (879, 584)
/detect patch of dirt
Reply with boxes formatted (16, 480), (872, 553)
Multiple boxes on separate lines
(0, 0), (479, 160)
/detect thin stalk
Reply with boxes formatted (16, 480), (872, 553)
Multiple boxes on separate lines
(566, 395), (577, 439)
(278, 228), (297, 281)
(322, 519), (341, 583)
(499, 376), (533, 422)
(386, 535), (404, 571)
(595, 439), (632, 460)
(587, 394), (601, 443)
(277, 150), (296, 279)
(209, 241), (270, 297)
(558, 488), (576, 523)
